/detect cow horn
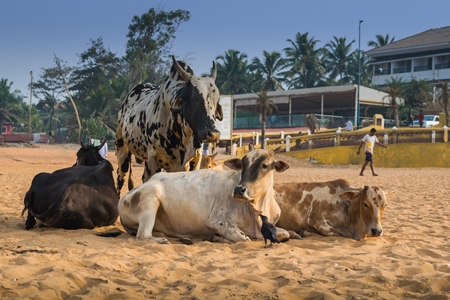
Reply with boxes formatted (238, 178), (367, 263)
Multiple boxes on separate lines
(172, 55), (191, 83)
(210, 60), (217, 81)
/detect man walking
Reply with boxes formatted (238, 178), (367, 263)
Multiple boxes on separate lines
(357, 128), (387, 176)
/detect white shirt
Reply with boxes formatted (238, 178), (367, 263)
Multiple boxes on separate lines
(99, 142), (108, 158)
(345, 120), (353, 131)
(361, 134), (378, 153)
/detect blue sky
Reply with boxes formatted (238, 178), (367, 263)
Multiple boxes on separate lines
(1, 0), (449, 102)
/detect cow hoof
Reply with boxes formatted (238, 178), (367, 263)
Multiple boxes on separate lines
(288, 230), (303, 240)
(179, 238), (193, 245)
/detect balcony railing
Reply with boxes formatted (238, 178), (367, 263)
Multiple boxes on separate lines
(413, 65), (432, 72)
(393, 67), (411, 74)
(435, 63), (450, 70)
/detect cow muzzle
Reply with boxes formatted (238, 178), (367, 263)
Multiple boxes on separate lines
(370, 227), (383, 237)
(199, 129), (220, 143)
(232, 186), (253, 202)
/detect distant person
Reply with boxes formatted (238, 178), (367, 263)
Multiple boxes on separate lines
(418, 110), (424, 128)
(345, 118), (353, 131)
(357, 128), (387, 176)
(202, 143), (209, 155)
(407, 108), (414, 128)
(98, 137), (108, 159)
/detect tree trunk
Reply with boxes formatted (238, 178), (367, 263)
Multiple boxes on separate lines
(261, 120), (266, 149)
(393, 104), (399, 127)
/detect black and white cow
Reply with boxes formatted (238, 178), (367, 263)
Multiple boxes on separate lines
(22, 142), (119, 230)
(115, 56), (223, 195)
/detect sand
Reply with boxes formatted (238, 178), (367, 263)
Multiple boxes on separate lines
(1, 143), (450, 299)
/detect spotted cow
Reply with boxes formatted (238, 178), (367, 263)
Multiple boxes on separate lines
(115, 56), (223, 195)
(274, 179), (389, 240)
(117, 149), (291, 243)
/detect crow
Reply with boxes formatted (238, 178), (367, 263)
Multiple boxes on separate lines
(260, 214), (280, 248)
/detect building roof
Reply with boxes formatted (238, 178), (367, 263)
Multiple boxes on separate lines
(365, 26), (450, 57)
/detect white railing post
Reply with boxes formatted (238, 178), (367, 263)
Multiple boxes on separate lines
(255, 132), (259, 145)
(285, 135), (291, 152)
(444, 126), (448, 143)
(432, 130), (436, 143)
(239, 134), (243, 147)
(384, 132), (388, 145)
(280, 131), (285, 144)
(264, 138), (269, 150)
(231, 142), (237, 156)
(335, 127), (341, 146)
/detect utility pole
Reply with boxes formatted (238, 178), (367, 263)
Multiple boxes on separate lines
(357, 20), (363, 129)
(28, 71), (33, 143)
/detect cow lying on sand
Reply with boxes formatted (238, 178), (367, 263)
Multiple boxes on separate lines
(22, 142), (118, 230)
(274, 179), (389, 240)
(118, 149), (290, 243)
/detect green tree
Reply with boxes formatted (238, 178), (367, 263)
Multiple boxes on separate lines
(250, 51), (285, 92)
(403, 77), (433, 108)
(347, 51), (372, 86)
(0, 79), (25, 132)
(283, 32), (325, 89)
(125, 7), (190, 88)
(255, 90), (277, 147)
(436, 81), (450, 126)
(215, 50), (251, 94)
(382, 77), (406, 127)
(323, 36), (355, 84)
(367, 34), (395, 48)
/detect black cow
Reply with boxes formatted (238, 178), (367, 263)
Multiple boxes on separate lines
(22, 142), (119, 230)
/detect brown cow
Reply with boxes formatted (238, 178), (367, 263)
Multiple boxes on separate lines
(274, 179), (389, 240)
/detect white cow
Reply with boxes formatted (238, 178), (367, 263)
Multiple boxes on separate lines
(118, 149), (290, 243)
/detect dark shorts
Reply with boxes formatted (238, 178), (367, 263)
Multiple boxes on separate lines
(365, 152), (373, 162)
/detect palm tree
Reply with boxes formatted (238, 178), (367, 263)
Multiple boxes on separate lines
(382, 77), (406, 127)
(0, 79), (25, 132)
(255, 90), (277, 148)
(323, 36), (355, 84)
(250, 51), (285, 92)
(404, 77), (433, 108)
(283, 32), (325, 89)
(436, 81), (450, 126)
(347, 51), (372, 86)
(215, 50), (251, 95)
(367, 34), (395, 48)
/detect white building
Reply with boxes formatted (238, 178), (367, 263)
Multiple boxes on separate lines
(366, 26), (450, 86)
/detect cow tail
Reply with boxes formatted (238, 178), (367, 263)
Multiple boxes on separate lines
(128, 157), (134, 191)
(22, 191), (36, 230)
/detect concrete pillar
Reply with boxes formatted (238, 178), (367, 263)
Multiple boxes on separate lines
(286, 135), (291, 152)
(384, 132), (388, 145)
(239, 134), (243, 147)
(264, 138), (269, 150)
(444, 126), (448, 143)
(392, 126), (398, 144)
(335, 127), (341, 146)
(255, 132), (259, 145)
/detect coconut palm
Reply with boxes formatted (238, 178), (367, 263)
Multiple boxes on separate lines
(283, 32), (325, 89)
(367, 34), (395, 48)
(215, 50), (251, 95)
(404, 77), (433, 108)
(323, 36), (355, 84)
(255, 90), (277, 148)
(250, 51), (285, 92)
(0, 79), (25, 131)
(436, 81), (450, 126)
(382, 77), (406, 127)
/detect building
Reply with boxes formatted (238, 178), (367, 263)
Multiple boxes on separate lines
(232, 85), (393, 129)
(366, 26), (450, 86)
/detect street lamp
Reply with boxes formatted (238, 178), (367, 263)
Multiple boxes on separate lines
(28, 71), (33, 143)
(357, 20), (363, 128)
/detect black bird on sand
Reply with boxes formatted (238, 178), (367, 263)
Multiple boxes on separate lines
(260, 214), (280, 248)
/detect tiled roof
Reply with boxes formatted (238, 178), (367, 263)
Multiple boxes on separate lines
(365, 26), (450, 54)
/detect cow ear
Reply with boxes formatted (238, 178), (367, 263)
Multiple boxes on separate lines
(215, 103), (223, 121)
(339, 190), (360, 202)
(211, 152), (218, 159)
(171, 97), (185, 112)
(80, 141), (87, 149)
(223, 158), (243, 171)
(274, 161), (289, 173)
(97, 140), (106, 151)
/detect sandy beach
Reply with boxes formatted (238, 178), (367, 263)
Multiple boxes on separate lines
(1, 143), (450, 299)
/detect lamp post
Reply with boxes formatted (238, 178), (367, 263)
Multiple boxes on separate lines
(28, 71), (33, 143)
(357, 20), (363, 128)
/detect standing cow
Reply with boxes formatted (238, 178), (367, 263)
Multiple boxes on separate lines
(115, 56), (223, 195)
(117, 149), (290, 244)
(22, 142), (119, 230)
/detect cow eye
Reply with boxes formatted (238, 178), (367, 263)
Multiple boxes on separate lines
(262, 164), (268, 169)
(363, 202), (369, 208)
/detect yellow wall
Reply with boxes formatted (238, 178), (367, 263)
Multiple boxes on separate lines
(280, 143), (450, 168)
